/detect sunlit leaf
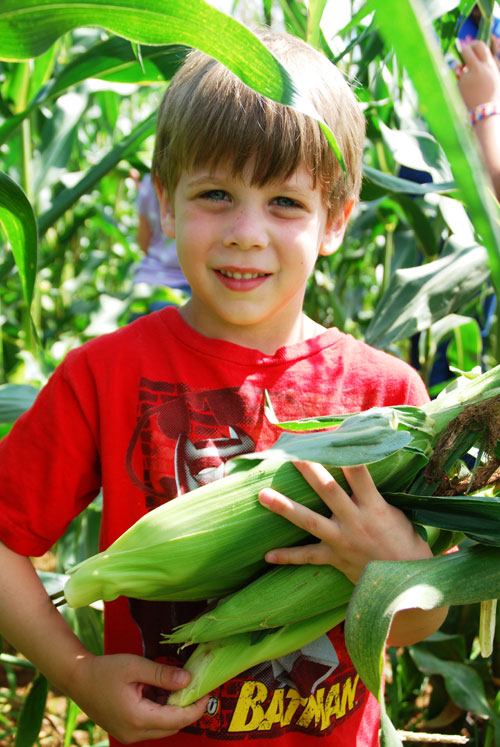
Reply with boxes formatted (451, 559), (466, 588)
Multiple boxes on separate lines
(0, 0), (345, 169)
(307, 0), (327, 48)
(345, 544), (500, 699)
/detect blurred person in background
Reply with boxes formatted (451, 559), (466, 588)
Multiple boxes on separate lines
(131, 169), (191, 309)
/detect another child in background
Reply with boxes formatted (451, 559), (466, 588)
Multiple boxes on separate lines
(134, 173), (190, 294)
(0, 29), (447, 747)
(457, 39), (500, 199)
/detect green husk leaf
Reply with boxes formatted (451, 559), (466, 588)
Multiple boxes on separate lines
(230, 407), (420, 464)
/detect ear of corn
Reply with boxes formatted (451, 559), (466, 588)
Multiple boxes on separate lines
(167, 603), (349, 708)
(163, 520), (456, 647)
(63, 407), (433, 608)
(164, 563), (354, 644)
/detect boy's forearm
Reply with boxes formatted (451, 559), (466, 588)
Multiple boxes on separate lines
(0, 540), (210, 739)
(0, 540), (91, 695)
(387, 605), (448, 648)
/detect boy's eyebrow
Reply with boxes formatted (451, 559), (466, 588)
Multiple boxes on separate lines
(185, 172), (314, 194)
(185, 175), (220, 186)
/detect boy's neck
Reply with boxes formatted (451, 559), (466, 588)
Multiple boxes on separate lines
(179, 301), (326, 355)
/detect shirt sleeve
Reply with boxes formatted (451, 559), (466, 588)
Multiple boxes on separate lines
(405, 368), (431, 406)
(0, 355), (102, 556)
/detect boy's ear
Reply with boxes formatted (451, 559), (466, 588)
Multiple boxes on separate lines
(155, 176), (176, 239)
(319, 199), (355, 257)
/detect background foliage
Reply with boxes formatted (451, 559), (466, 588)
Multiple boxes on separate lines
(1, 0), (500, 744)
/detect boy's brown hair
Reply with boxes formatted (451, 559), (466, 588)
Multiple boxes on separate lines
(152, 29), (365, 218)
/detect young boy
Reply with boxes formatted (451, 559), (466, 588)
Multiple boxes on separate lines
(0, 29), (446, 747)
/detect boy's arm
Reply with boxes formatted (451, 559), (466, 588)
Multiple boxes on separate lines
(0, 540), (208, 743)
(258, 461), (448, 647)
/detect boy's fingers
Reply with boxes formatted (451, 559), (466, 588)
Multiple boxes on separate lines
(264, 542), (331, 566)
(460, 40), (482, 65)
(291, 460), (356, 521)
(137, 662), (209, 734)
(132, 696), (210, 741)
(161, 697), (210, 728)
(473, 39), (492, 62)
(258, 484), (340, 545)
(136, 658), (190, 691)
(341, 464), (380, 507)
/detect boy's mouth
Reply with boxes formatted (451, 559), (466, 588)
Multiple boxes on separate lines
(218, 269), (268, 280)
(215, 268), (270, 291)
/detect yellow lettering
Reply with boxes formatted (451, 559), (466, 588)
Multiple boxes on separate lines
(324, 683), (341, 726)
(340, 674), (359, 715)
(257, 688), (285, 730)
(283, 688), (308, 725)
(296, 688), (325, 728)
(228, 674), (361, 734)
(228, 681), (268, 732)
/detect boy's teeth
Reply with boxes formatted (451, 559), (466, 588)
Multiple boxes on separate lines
(220, 270), (265, 279)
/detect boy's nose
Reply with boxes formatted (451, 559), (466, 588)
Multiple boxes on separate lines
(222, 208), (268, 250)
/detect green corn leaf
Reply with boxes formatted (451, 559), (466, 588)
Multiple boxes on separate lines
(14, 672), (48, 747)
(378, 121), (453, 183)
(373, 0), (500, 300)
(306, 0), (327, 48)
(61, 606), (103, 656)
(345, 544), (500, 700)
(409, 645), (500, 737)
(0, 0), (287, 89)
(0, 41), (189, 146)
(365, 241), (490, 349)
(384, 491), (500, 542)
(479, 598), (497, 657)
(52, 38), (190, 88)
(362, 164), (455, 196)
(37, 113), (156, 235)
(0, 171), (37, 310)
(0, 383), (38, 423)
(63, 699), (80, 747)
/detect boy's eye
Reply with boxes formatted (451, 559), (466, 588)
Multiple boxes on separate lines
(200, 189), (230, 202)
(272, 196), (302, 209)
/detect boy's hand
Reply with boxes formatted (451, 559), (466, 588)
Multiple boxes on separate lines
(258, 461), (432, 585)
(67, 652), (209, 744)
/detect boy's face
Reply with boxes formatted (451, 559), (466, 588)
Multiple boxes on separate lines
(157, 162), (352, 348)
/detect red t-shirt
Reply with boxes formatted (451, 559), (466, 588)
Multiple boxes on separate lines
(0, 308), (429, 746)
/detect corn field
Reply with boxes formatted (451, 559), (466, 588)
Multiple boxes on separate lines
(1, 0), (500, 744)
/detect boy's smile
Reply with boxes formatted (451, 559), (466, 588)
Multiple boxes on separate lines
(157, 163), (351, 353)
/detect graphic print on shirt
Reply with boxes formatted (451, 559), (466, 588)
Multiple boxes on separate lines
(125, 378), (367, 738)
